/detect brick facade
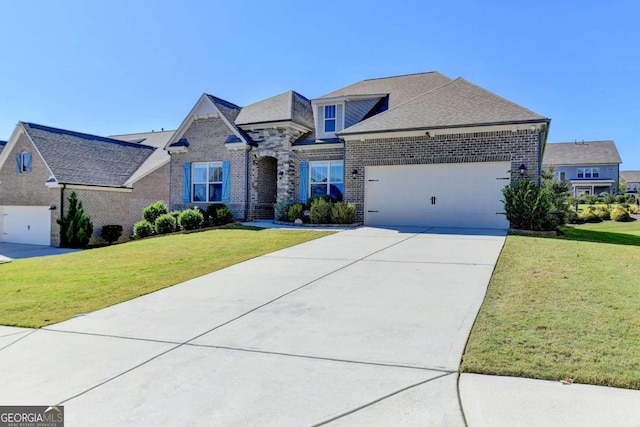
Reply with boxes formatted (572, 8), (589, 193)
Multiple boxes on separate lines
(344, 129), (541, 221)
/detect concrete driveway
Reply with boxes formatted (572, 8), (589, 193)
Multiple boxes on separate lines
(0, 226), (505, 426)
(0, 242), (80, 262)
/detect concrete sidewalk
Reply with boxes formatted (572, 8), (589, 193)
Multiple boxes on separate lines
(0, 226), (505, 425)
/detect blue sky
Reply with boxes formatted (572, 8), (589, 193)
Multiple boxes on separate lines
(1, 0), (639, 169)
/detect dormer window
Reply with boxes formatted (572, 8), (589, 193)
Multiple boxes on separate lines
(15, 152), (32, 174)
(324, 105), (336, 133)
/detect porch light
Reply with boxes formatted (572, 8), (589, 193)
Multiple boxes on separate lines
(518, 164), (528, 176)
(351, 169), (358, 178)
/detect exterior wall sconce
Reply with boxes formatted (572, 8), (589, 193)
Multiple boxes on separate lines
(278, 171), (284, 176)
(518, 164), (528, 176)
(48, 205), (57, 210)
(351, 169), (358, 178)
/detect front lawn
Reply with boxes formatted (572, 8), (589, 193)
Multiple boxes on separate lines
(0, 226), (333, 328)
(461, 220), (640, 389)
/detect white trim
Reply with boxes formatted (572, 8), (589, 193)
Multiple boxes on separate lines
(191, 161), (223, 203)
(0, 123), (57, 181)
(314, 101), (346, 140)
(309, 160), (344, 198)
(225, 142), (252, 151)
(311, 94), (386, 104)
(292, 143), (344, 151)
(340, 122), (549, 141)
(57, 184), (132, 193)
(123, 158), (170, 187)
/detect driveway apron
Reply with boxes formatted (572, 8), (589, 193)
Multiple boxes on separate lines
(0, 226), (505, 426)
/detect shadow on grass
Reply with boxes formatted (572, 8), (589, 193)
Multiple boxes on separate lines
(556, 226), (640, 247)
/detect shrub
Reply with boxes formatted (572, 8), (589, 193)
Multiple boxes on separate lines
(274, 200), (293, 221)
(502, 179), (554, 230)
(584, 195), (598, 205)
(615, 194), (636, 204)
(310, 197), (333, 224)
(287, 203), (304, 222)
(611, 206), (632, 222)
(143, 201), (168, 224)
(101, 225), (123, 245)
(134, 220), (154, 239)
(205, 203), (227, 226)
(306, 194), (335, 210)
(179, 208), (204, 230)
(599, 192), (615, 205)
(216, 206), (234, 225)
(57, 191), (94, 248)
(155, 214), (177, 234)
(565, 210), (582, 224)
(579, 206), (602, 223)
(331, 202), (356, 224)
(595, 205), (610, 220)
(169, 211), (182, 230)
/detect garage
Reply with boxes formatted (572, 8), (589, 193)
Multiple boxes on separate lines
(0, 206), (52, 245)
(364, 161), (511, 229)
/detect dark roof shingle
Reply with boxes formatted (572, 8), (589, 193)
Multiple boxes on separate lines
(621, 170), (640, 183)
(22, 122), (155, 187)
(543, 141), (622, 166)
(235, 90), (314, 129)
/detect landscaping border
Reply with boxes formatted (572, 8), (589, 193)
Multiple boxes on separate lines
(274, 221), (362, 228)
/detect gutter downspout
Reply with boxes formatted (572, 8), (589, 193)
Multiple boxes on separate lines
(245, 146), (253, 221)
(59, 183), (66, 247)
(168, 151), (173, 210)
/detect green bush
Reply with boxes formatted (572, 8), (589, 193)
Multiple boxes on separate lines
(611, 206), (632, 222)
(155, 214), (177, 234)
(310, 198), (333, 224)
(205, 203), (227, 226)
(615, 194), (636, 204)
(134, 220), (154, 239)
(287, 203), (304, 222)
(330, 202), (356, 224)
(306, 194), (335, 210)
(274, 200), (293, 221)
(215, 207), (233, 224)
(579, 206), (602, 223)
(169, 211), (182, 230)
(57, 191), (94, 248)
(502, 179), (554, 230)
(595, 205), (610, 220)
(179, 208), (204, 230)
(599, 192), (615, 204)
(584, 195), (598, 205)
(565, 210), (582, 224)
(143, 201), (168, 224)
(100, 224), (123, 245)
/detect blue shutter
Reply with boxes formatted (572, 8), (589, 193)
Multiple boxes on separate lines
(183, 162), (191, 203)
(15, 154), (21, 173)
(299, 161), (309, 203)
(221, 160), (230, 203)
(23, 152), (32, 173)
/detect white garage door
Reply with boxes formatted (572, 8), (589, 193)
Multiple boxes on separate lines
(0, 206), (52, 245)
(365, 162), (510, 229)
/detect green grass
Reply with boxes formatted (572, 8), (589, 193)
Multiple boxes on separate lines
(461, 219), (640, 389)
(0, 226), (333, 328)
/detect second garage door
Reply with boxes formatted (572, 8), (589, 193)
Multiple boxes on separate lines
(0, 206), (52, 245)
(365, 161), (510, 229)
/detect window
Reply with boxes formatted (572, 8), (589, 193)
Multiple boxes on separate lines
(577, 167), (600, 179)
(15, 152), (32, 174)
(577, 168), (584, 178)
(310, 161), (343, 200)
(559, 172), (566, 181)
(192, 162), (223, 202)
(592, 167), (600, 178)
(324, 105), (336, 133)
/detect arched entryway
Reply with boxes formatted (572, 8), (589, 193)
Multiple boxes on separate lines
(253, 156), (277, 219)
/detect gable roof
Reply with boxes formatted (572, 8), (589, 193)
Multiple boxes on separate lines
(235, 90), (314, 129)
(317, 71), (452, 109)
(108, 130), (173, 186)
(543, 141), (622, 166)
(0, 140), (6, 156)
(339, 78), (549, 135)
(21, 122), (156, 187)
(166, 94), (252, 149)
(621, 170), (640, 183)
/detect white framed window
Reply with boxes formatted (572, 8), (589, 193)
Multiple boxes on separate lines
(578, 167), (600, 179)
(324, 105), (336, 133)
(15, 152), (32, 173)
(577, 168), (585, 178)
(192, 162), (223, 202)
(310, 160), (344, 200)
(591, 167), (600, 178)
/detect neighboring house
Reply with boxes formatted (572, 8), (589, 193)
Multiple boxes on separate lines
(620, 170), (640, 194)
(542, 141), (622, 196)
(166, 71), (550, 229)
(0, 123), (172, 246)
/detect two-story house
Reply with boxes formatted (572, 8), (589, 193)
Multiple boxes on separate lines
(542, 141), (622, 196)
(166, 71), (550, 229)
(620, 171), (640, 194)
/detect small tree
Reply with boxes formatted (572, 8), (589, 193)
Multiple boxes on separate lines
(618, 177), (627, 195)
(143, 201), (168, 224)
(541, 167), (571, 224)
(57, 191), (94, 248)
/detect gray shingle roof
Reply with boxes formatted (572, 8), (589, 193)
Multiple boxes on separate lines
(108, 130), (173, 186)
(542, 141), (622, 166)
(339, 78), (549, 135)
(0, 140), (6, 156)
(235, 90), (314, 129)
(23, 122), (156, 187)
(207, 95), (242, 122)
(317, 71), (452, 109)
(620, 170), (640, 183)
